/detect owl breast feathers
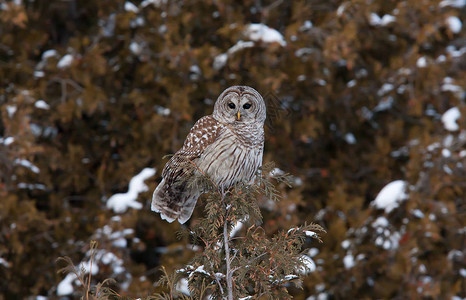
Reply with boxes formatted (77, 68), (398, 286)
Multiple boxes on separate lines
(152, 86), (266, 224)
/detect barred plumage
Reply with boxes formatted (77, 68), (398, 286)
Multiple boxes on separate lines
(152, 86), (266, 223)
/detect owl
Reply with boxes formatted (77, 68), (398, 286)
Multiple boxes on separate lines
(152, 86), (266, 224)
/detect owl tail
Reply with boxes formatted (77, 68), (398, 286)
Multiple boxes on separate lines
(151, 178), (200, 224)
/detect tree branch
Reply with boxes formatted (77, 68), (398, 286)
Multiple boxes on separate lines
(222, 190), (234, 300)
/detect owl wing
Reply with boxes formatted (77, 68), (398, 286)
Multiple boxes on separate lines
(152, 115), (224, 223)
(162, 115), (225, 181)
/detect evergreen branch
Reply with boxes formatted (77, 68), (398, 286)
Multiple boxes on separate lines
(151, 163), (325, 299)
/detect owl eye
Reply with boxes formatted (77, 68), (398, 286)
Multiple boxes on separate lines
(243, 103), (251, 109)
(228, 103), (236, 109)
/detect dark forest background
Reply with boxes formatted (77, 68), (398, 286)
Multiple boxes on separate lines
(0, 0), (465, 299)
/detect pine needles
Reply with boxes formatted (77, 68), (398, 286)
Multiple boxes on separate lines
(156, 163), (326, 299)
(57, 165), (325, 299)
(56, 241), (120, 300)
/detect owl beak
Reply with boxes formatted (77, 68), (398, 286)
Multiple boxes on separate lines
(237, 111), (241, 120)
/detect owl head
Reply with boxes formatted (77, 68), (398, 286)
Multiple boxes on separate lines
(213, 86), (266, 125)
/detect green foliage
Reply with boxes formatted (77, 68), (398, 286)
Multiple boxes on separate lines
(156, 169), (325, 299)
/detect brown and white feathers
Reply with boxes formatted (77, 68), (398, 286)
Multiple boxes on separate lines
(151, 86), (266, 224)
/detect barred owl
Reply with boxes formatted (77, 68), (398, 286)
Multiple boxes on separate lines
(152, 86), (266, 224)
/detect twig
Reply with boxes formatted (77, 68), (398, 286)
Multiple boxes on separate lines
(213, 273), (225, 297)
(222, 190), (234, 300)
(87, 241), (98, 300)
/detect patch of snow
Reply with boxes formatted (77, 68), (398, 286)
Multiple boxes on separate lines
(6, 105), (16, 118)
(292, 176), (303, 186)
(370, 13), (396, 26)
(270, 167), (285, 177)
(308, 248), (319, 257)
(297, 74), (306, 81)
(213, 53), (228, 70)
(446, 45), (466, 58)
(213, 40), (254, 70)
(337, 3), (348, 16)
(411, 209), (425, 218)
(124, 1), (139, 13)
(35, 100), (50, 110)
(343, 253), (355, 269)
(444, 134), (454, 147)
(389, 231), (401, 250)
(341, 240), (351, 249)
(79, 260), (99, 275)
(14, 159), (40, 173)
(372, 216), (389, 227)
(296, 254), (316, 274)
(299, 20), (313, 31)
(316, 79), (326, 86)
(377, 83), (394, 96)
(0, 258), (10, 268)
(112, 237), (127, 248)
(239, 297), (253, 300)
(305, 230), (318, 238)
(141, 0), (166, 7)
(130, 16), (145, 28)
(230, 221), (243, 237)
(443, 164), (453, 174)
(295, 47), (314, 58)
(373, 96), (394, 112)
(101, 252), (116, 265)
(446, 16), (462, 34)
(441, 107), (461, 131)
(189, 65), (202, 80)
(0, 137), (14, 145)
(416, 56), (427, 68)
(439, 0), (466, 7)
(284, 274), (298, 281)
(441, 77), (464, 99)
(101, 13), (116, 37)
(287, 227), (298, 234)
(375, 230), (401, 250)
(347, 79), (357, 88)
(244, 23), (286, 46)
(57, 273), (76, 296)
(447, 249), (464, 261)
(419, 264), (427, 273)
(460, 268), (466, 277)
(344, 133), (356, 144)
(129, 42), (142, 55)
(34, 70), (45, 78)
(107, 168), (156, 213)
(94, 249), (124, 275)
(57, 54), (73, 69)
(442, 148), (451, 157)
(229, 40), (255, 54)
(436, 54), (447, 63)
(427, 142), (441, 152)
(155, 105), (170, 116)
(42, 49), (58, 60)
(17, 183), (47, 190)
(375, 236), (384, 247)
(372, 180), (408, 213)
(383, 240), (391, 250)
(188, 265), (209, 278)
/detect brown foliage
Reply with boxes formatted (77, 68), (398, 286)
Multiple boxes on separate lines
(0, 0), (464, 298)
